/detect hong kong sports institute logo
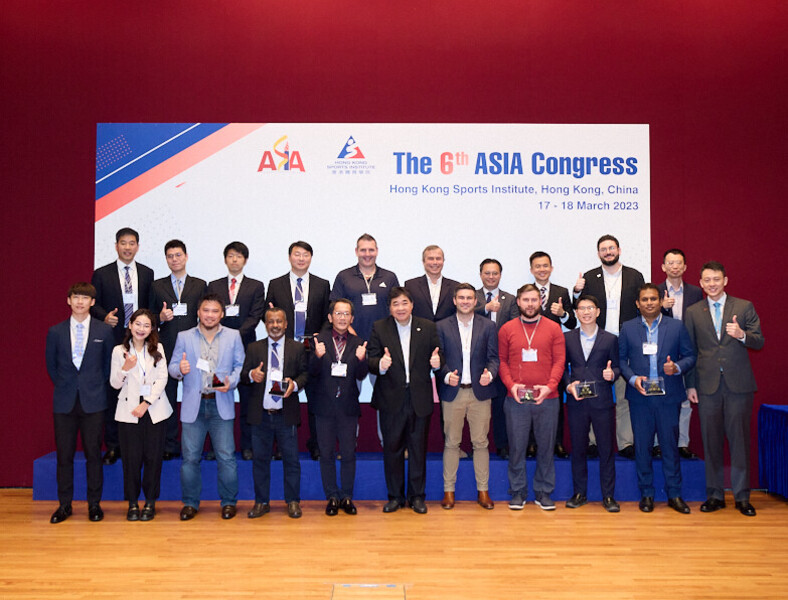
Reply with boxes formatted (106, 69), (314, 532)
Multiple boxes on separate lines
(257, 135), (305, 172)
(327, 135), (375, 174)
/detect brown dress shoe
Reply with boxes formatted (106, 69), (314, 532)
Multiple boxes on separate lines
(287, 501), (302, 519)
(221, 505), (237, 520)
(477, 490), (494, 510)
(441, 492), (455, 509)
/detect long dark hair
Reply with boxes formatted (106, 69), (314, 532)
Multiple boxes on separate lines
(122, 309), (163, 365)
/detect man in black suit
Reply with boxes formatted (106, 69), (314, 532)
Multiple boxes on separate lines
(149, 239), (207, 459)
(367, 286), (444, 514)
(529, 250), (576, 459)
(46, 282), (114, 523)
(207, 241), (265, 460)
(265, 240), (331, 460)
(242, 307), (309, 519)
(90, 227), (154, 465)
(309, 299), (369, 516)
(657, 248), (704, 460)
(404, 245), (459, 322)
(573, 234), (645, 459)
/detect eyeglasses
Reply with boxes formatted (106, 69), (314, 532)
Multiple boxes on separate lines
(333, 311), (351, 317)
(576, 306), (597, 312)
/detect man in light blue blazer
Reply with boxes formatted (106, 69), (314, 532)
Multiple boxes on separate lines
(437, 283), (499, 510)
(168, 293), (245, 520)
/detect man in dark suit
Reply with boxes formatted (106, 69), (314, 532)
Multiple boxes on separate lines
(309, 299), (369, 516)
(242, 307), (309, 519)
(368, 286), (444, 514)
(563, 294), (620, 512)
(619, 284), (696, 514)
(149, 239), (207, 459)
(685, 261), (764, 517)
(90, 227), (154, 465)
(207, 241), (265, 460)
(404, 245), (459, 322)
(265, 240), (331, 461)
(475, 258), (519, 459)
(656, 248), (704, 459)
(436, 283), (499, 510)
(573, 234), (645, 459)
(46, 282), (114, 523)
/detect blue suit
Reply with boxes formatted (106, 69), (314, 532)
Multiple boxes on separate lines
(436, 315), (499, 402)
(619, 315), (696, 498)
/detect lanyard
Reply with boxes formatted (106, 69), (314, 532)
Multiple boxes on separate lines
(332, 336), (347, 362)
(363, 270), (376, 294)
(131, 344), (148, 380)
(519, 316), (542, 349)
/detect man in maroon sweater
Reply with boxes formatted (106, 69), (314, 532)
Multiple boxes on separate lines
(498, 284), (566, 510)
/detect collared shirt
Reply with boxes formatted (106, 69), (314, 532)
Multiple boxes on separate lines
(70, 315), (91, 364)
(117, 259), (140, 311)
(331, 264), (400, 341)
(535, 280), (570, 324)
(427, 276), (443, 314)
(227, 273), (245, 305)
(579, 325), (598, 361)
(457, 315), (473, 385)
(667, 281), (684, 320)
(482, 287), (500, 322)
(170, 273), (186, 302)
(602, 266), (623, 336)
(289, 271), (310, 306)
(396, 316), (412, 384)
(706, 293), (739, 342)
(264, 337), (285, 410)
(198, 325), (223, 394)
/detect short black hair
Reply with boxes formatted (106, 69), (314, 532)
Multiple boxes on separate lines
(115, 227), (139, 243)
(289, 240), (313, 255)
(479, 258), (502, 273)
(264, 305), (287, 322)
(329, 298), (354, 316)
(223, 241), (249, 259)
(701, 261), (726, 278)
(164, 239), (187, 255)
(574, 294), (600, 309)
(637, 283), (660, 299)
(198, 293), (224, 310)
(529, 251), (552, 266)
(387, 286), (413, 305)
(597, 234), (619, 250)
(663, 248), (686, 261)
(68, 282), (96, 298)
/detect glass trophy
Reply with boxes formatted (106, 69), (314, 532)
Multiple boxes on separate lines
(209, 373), (224, 389)
(577, 381), (597, 399)
(269, 377), (287, 396)
(644, 377), (666, 396)
(517, 386), (536, 403)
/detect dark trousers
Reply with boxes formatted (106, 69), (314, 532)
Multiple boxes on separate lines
(103, 386), (120, 450)
(53, 397), (104, 506)
(304, 383), (319, 453)
(379, 389), (431, 503)
(118, 413), (167, 504)
(567, 398), (616, 497)
(250, 412), (301, 503)
(316, 412), (358, 500)
(528, 383), (566, 447)
(490, 388), (509, 451)
(698, 374), (753, 502)
(163, 375), (181, 454)
(630, 395), (682, 498)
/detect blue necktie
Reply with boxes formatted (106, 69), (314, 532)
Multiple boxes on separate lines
(713, 302), (722, 339)
(73, 323), (85, 369)
(123, 266), (133, 327)
(294, 278), (306, 339)
(486, 291), (493, 315)
(271, 341), (280, 370)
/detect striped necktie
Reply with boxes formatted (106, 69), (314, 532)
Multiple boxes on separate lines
(123, 266), (133, 326)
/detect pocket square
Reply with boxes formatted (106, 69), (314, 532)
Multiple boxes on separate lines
(379, 282), (387, 287)
(92, 339), (103, 342)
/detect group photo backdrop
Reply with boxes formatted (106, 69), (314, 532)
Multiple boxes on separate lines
(2, 2), (782, 486)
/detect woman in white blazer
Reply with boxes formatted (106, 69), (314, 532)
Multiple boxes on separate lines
(110, 308), (172, 521)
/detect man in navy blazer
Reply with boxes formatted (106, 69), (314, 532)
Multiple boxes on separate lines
(619, 284), (696, 514)
(404, 245), (459, 322)
(168, 294), (245, 521)
(563, 294), (620, 512)
(90, 227), (155, 464)
(46, 282), (114, 523)
(436, 283), (499, 510)
(656, 248), (704, 459)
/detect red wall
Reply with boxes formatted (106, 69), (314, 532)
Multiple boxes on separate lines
(1, 2), (783, 486)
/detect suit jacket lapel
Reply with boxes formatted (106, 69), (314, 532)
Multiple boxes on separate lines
(280, 276), (295, 314)
(386, 318), (406, 369)
(418, 276), (434, 319)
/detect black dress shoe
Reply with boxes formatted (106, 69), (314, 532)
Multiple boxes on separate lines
(50, 504), (72, 524)
(651, 445), (662, 458)
(325, 497), (339, 516)
(639, 497), (654, 513)
(526, 444), (537, 458)
(586, 444), (599, 458)
(241, 448), (253, 461)
(603, 497), (620, 513)
(102, 448), (120, 465)
(309, 446), (320, 461)
(678, 447), (698, 459)
(162, 451), (180, 461)
(668, 497), (691, 514)
(496, 446), (509, 459)
(247, 503), (270, 518)
(273, 449), (283, 460)
(554, 443), (569, 459)
(180, 505), (198, 521)
(339, 497), (357, 515)
(410, 497), (428, 514)
(205, 451), (216, 461)
(221, 505), (237, 520)
(88, 504), (104, 521)
(565, 493), (588, 509)
(700, 497), (726, 513)
(618, 445), (636, 460)
(127, 504), (140, 521)
(383, 499), (404, 513)
(140, 504), (155, 521)
(287, 501), (302, 519)
(735, 501), (756, 517)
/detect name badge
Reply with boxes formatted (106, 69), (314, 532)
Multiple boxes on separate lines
(139, 384), (152, 396)
(196, 358), (211, 372)
(331, 362), (348, 377)
(123, 292), (135, 304)
(225, 304), (240, 317)
(522, 348), (538, 362)
(173, 303), (188, 316)
(294, 301), (307, 312)
(270, 369), (283, 383)
(607, 297), (619, 309)
(362, 293), (377, 306)
(642, 342), (658, 355)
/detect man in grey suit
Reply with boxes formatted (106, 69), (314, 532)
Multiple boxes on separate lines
(685, 261), (764, 517)
(475, 258), (519, 458)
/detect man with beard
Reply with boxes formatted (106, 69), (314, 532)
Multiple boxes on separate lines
(498, 284), (565, 510)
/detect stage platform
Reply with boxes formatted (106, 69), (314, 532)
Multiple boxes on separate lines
(34, 451), (706, 502)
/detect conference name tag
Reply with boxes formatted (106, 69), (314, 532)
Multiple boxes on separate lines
(270, 369), (284, 383)
(362, 293), (377, 306)
(225, 305), (239, 317)
(139, 384), (152, 396)
(295, 301), (307, 312)
(607, 297), (618, 309)
(522, 348), (538, 362)
(196, 358), (211, 372)
(173, 303), (188, 316)
(642, 342), (658, 355)
(331, 362), (348, 377)
(123, 292), (135, 304)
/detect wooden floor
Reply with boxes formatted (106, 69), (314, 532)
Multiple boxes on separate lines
(2, 489), (787, 599)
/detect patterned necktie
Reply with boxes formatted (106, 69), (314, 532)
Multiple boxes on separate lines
(486, 291), (493, 308)
(335, 334), (346, 359)
(540, 286), (547, 311)
(294, 277), (306, 339)
(230, 277), (237, 304)
(123, 266), (133, 327)
(271, 341), (280, 370)
(714, 302), (722, 339)
(73, 323), (85, 369)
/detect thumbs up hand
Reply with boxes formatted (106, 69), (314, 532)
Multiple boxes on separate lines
(379, 347), (392, 371)
(314, 340), (326, 359)
(105, 307), (119, 327)
(550, 296), (565, 317)
(725, 314), (744, 339)
(355, 341), (367, 361)
(480, 367), (493, 386)
(662, 289), (675, 309)
(251, 361), (265, 383)
(430, 346), (441, 369)
(179, 352), (190, 375)
(122, 350), (137, 372)
(486, 295), (501, 313)
(574, 272), (586, 293)
(663, 355), (679, 376)
(447, 369), (460, 387)
(602, 359), (615, 381)
(160, 301), (174, 322)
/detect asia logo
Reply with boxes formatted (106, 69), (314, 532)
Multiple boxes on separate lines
(337, 136), (365, 159)
(257, 135), (305, 172)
